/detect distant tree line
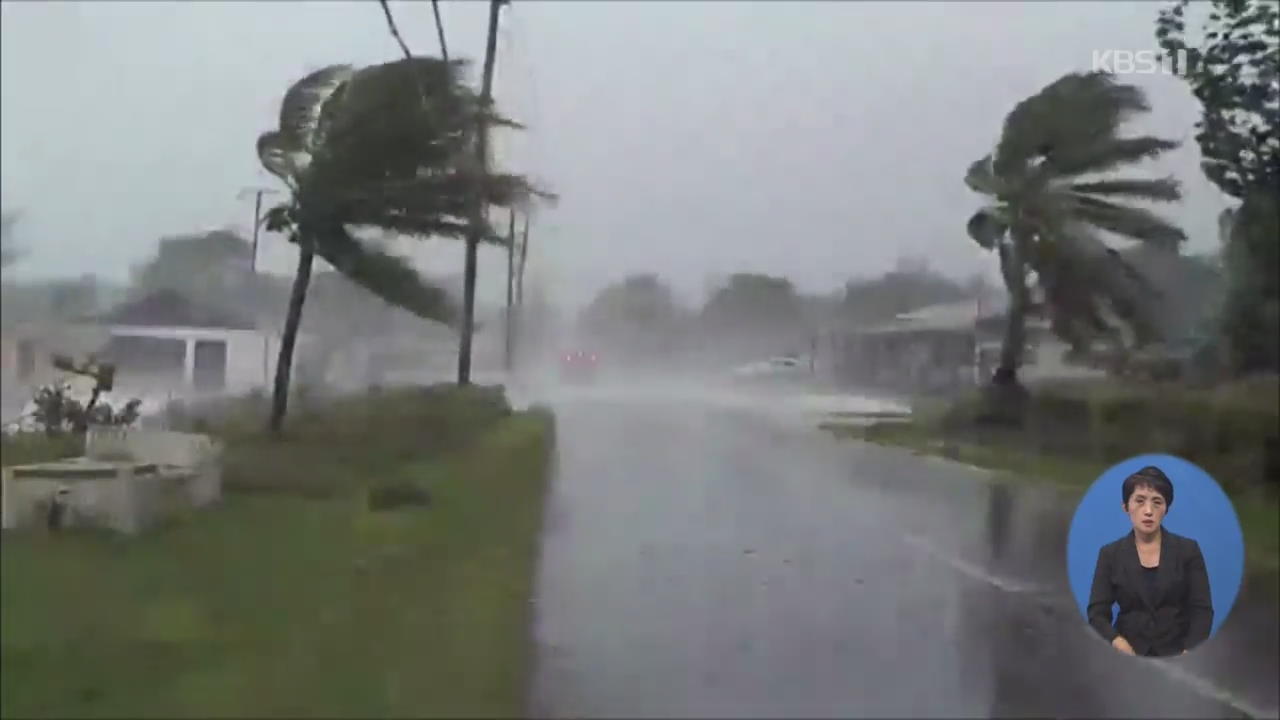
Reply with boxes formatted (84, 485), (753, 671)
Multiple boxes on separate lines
(576, 260), (986, 365)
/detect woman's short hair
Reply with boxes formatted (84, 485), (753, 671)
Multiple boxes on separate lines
(1122, 465), (1174, 508)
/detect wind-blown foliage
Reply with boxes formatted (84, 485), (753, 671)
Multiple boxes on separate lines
(1156, 0), (1279, 199)
(1220, 191), (1280, 375)
(255, 57), (548, 433)
(1157, 0), (1280, 377)
(965, 72), (1187, 384)
(256, 57), (546, 326)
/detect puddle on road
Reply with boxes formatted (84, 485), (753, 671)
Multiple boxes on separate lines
(861, 449), (1277, 719)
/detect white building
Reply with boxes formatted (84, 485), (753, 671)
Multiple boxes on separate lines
(87, 289), (282, 399)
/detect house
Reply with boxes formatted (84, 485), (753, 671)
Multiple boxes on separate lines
(831, 297), (1001, 394)
(3, 289), (290, 411)
(84, 289), (283, 399)
(829, 294), (1102, 394)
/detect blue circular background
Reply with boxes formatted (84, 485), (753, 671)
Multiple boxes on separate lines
(1066, 453), (1244, 638)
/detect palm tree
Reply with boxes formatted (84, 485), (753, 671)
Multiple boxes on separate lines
(255, 57), (545, 436)
(965, 71), (1187, 399)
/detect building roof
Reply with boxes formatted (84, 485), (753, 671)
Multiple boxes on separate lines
(89, 289), (257, 330)
(851, 296), (1004, 335)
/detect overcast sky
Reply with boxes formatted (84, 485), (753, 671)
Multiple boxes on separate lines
(0, 1), (1233, 309)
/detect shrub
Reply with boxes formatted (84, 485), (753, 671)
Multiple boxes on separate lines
(210, 384), (516, 498)
(1, 432), (84, 466)
(926, 376), (1279, 495)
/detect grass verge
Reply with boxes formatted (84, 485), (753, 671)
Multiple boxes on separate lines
(1, 387), (555, 718)
(821, 382), (1280, 601)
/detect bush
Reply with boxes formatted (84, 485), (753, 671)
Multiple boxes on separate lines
(207, 384), (516, 498)
(935, 377), (1280, 495)
(0, 432), (84, 467)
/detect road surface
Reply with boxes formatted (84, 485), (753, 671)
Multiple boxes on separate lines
(525, 386), (1276, 719)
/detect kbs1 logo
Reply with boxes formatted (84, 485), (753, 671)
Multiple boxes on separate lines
(1092, 49), (1190, 77)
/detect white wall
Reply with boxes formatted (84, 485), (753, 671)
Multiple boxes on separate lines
(224, 330), (278, 393)
(104, 324), (284, 397)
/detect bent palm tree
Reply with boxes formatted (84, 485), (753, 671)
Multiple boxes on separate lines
(256, 57), (547, 436)
(965, 71), (1187, 391)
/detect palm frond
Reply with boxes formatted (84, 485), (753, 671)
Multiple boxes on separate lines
(262, 204), (296, 234)
(967, 207), (1010, 249)
(1042, 136), (1180, 177)
(1037, 223), (1164, 347)
(1065, 176), (1182, 202)
(279, 65), (355, 152)
(340, 210), (473, 241)
(322, 172), (552, 226)
(308, 222), (459, 326)
(995, 72), (1151, 178)
(309, 59), (477, 191)
(1067, 195), (1188, 248)
(964, 155), (1003, 196)
(256, 131), (300, 185)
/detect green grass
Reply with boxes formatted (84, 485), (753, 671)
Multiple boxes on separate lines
(1, 389), (555, 718)
(822, 412), (1280, 599)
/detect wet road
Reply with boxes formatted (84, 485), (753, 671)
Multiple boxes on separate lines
(526, 388), (1275, 719)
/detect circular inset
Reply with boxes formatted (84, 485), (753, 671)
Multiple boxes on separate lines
(1066, 454), (1244, 658)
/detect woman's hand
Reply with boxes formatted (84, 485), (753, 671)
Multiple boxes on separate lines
(1112, 636), (1136, 656)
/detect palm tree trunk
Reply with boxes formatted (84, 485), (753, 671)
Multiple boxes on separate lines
(458, 239), (478, 385)
(504, 210), (517, 374)
(269, 238), (315, 437)
(995, 233), (1030, 386)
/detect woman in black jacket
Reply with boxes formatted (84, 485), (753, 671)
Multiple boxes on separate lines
(1087, 465), (1214, 657)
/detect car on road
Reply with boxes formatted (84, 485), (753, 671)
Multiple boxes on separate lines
(729, 355), (810, 387)
(560, 350), (600, 383)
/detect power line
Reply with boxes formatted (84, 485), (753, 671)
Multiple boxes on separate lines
(378, 0), (414, 60)
(431, 0), (449, 63)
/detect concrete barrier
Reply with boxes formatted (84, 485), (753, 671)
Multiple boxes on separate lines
(1, 428), (222, 534)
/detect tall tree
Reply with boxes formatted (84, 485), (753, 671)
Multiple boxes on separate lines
(701, 274), (804, 332)
(1157, 0), (1280, 375)
(580, 274), (688, 358)
(841, 264), (974, 326)
(256, 57), (542, 435)
(1, 210), (23, 269)
(129, 229), (254, 305)
(1219, 192), (1280, 374)
(1156, 0), (1279, 199)
(964, 71), (1186, 399)
(700, 274), (808, 360)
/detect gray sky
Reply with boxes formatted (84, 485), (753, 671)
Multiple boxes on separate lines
(0, 1), (1233, 310)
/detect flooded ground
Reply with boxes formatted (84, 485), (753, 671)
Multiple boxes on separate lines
(524, 382), (1278, 719)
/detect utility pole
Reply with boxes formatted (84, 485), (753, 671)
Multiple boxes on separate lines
(457, 0), (506, 386)
(511, 213), (531, 372)
(237, 187), (278, 274)
(516, 213), (530, 307)
(238, 186), (278, 390)
(504, 209), (516, 374)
